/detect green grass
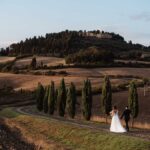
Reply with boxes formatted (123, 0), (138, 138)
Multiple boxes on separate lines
(14, 115), (150, 150)
(1, 108), (150, 150)
(0, 108), (20, 118)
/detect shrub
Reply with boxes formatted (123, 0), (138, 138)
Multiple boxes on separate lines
(45, 70), (56, 76)
(11, 66), (19, 74)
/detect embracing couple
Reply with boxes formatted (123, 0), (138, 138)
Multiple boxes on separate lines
(110, 106), (131, 133)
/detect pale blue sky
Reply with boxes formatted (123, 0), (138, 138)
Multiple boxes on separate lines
(0, 0), (150, 47)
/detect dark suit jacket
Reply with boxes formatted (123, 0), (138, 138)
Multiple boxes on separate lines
(121, 109), (131, 121)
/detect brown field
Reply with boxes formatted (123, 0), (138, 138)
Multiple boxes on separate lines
(91, 88), (150, 126)
(0, 67), (150, 127)
(53, 67), (150, 78)
(115, 59), (150, 65)
(0, 57), (15, 63)
(0, 67), (149, 91)
(0, 67), (145, 91)
(14, 56), (65, 68)
(0, 72), (139, 91)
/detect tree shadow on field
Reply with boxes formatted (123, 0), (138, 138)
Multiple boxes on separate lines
(0, 118), (36, 150)
(0, 77), (16, 90)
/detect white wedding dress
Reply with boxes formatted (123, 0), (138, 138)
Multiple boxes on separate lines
(110, 111), (126, 133)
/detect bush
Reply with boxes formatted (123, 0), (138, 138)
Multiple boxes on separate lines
(45, 70), (56, 76)
(32, 71), (43, 75)
(117, 83), (128, 90)
(57, 71), (68, 75)
(11, 66), (19, 74)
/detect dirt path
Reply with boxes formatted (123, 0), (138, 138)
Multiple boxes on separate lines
(15, 106), (150, 141)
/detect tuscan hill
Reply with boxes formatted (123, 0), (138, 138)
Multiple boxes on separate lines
(2, 30), (150, 58)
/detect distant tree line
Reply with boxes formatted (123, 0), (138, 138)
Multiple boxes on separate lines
(65, 47), (114, 64)
(1, 30), (149, 57)
(0, 48), (10, 56)
(36, 76), (139, 123)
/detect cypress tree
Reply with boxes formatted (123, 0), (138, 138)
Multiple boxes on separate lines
(143, 78), (149, 96)
(82, 79), (92, 121)
(101, 76), (112, 123)
(30, 57), (37, 70)
(55, 89), (58, 110)
(43, 86), (49, 113)
(57, 78), (67, 117)
(36, 82), (44, 111)
(48, 81), (56, 115)
(66, 82), (76, 118)
(128, 81), (139, 127)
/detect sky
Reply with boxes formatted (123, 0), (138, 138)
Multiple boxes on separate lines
(0, 0), (150, 48)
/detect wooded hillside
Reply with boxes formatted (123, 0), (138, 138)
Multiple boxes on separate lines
(2, 30), (149, 57)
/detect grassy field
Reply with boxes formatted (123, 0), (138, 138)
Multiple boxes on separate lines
(0, 108), (150, 150)
(52, 67), (150, 78)
(0, 108), (20, 118)
(0, 56), (16, 63)
(1, 57), (150, 90)
(14, 56), (66, 68)
(0, 72), (139, 91)
(0, 56), (150, 135)
(0, 66), (149, 126)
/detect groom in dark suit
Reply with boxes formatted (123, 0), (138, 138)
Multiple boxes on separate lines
(120, 106), (131, 132)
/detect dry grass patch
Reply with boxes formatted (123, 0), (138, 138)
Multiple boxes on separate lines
(15, 56), (65, 68)
(4, 114), (150, 150)
(54, 67), (150, 78)
(0, 57), (15, 64)
(0, 72), (140, 91)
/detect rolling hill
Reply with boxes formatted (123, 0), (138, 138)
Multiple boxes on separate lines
(2, 30), (149, 58)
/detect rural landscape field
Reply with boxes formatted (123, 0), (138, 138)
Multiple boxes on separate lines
(1, 0), (150, 150)
(0, 55), (150, 149)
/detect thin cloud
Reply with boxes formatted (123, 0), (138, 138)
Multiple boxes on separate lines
(130, 12), (150, 22)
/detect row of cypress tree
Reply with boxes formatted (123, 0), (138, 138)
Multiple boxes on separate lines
(36, 76), (139, 121)
(36, 79), (77, 118)
(101, 76), (139, 123)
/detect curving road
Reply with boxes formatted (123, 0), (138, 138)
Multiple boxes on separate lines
(14, 106), (150, 141)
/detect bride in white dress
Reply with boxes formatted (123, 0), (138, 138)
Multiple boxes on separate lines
(110, 106), (126, 133)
